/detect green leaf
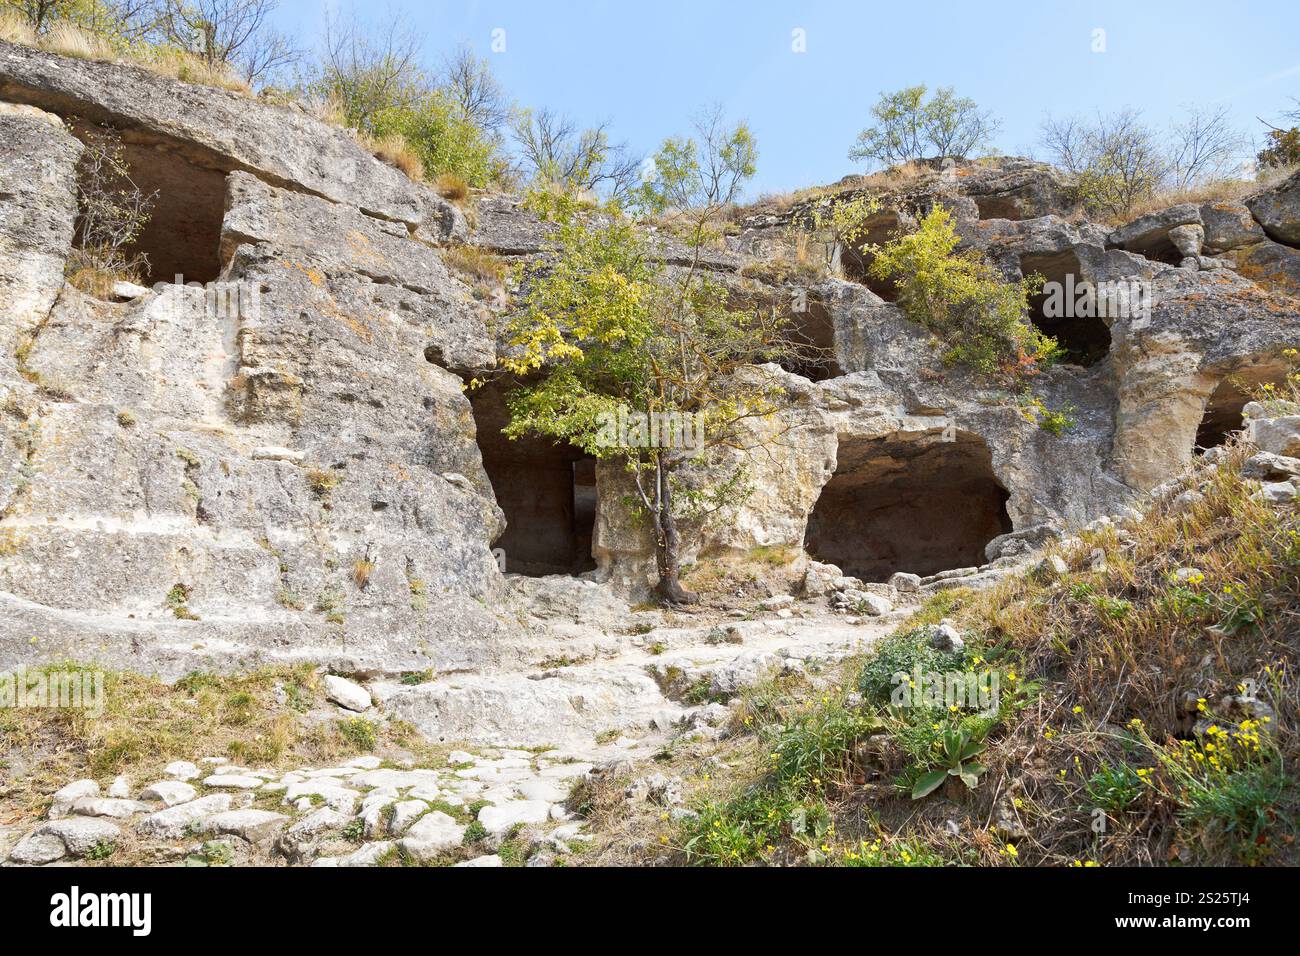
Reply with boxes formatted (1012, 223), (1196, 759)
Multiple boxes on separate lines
(911, 769), (948, 800)
(959, 740), (986, 760)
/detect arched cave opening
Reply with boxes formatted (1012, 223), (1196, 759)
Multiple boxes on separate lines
(1020, 250), (1111, 367)
(72, 124), (228, 286)
(471, 382), (598, 577)
(804, 431), (1012, 582)
(1195, 364), (1289, 451)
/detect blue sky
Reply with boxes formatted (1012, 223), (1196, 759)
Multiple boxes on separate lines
(272, 0), (1300, 198)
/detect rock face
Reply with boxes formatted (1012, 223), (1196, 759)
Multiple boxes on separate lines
(2, 43), (1299, 679)
(0, 49), (520, 679)
(0, 40), (463, 242)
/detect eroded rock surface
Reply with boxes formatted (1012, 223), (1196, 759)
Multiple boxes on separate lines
(1, 45), (1299, 687)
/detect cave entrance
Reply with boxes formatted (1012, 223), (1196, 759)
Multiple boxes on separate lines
(71, 124), (228, 286)
(836, 208), (903, 302)
(1196, 363), (1289, 451)
(780, 299), (841, 381)
(1021, 250), (1111, 366)
(804, 431), (1012, 582)
(471, 383), (597, 577)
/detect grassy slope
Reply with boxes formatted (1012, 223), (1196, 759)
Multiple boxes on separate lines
(577, 437), (1298, 867)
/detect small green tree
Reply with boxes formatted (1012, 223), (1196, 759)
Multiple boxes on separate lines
(1258, 101), (1300, 169)
(511, 107), (642, 203)
(848, 85), (999, 168)
(1039, 110), (1167, 218)
(1258, 126), (1300, 169)
(499, 182), (793, 603)
(305, 12), (504, 186)
(869, 206), (1054, 378)
(639, 105), (758, 214)
(371, 92), (497, 187)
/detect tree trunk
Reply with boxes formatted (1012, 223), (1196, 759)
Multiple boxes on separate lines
(651, 457), (697, 605)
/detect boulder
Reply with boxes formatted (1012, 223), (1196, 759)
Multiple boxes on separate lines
(1241, 452), (1300, 481)
(477, 800), (551, 836)
(137, 794), (232, 839)
(199, 809), (290, 844)
(1251, 417), (1300, 457)
(925, 622), (965, 653)
(1232, 240), (1300, 297)
(29, 817), (121, 858)
(1199, 201), (1265, 253)
(1246, 169), (1300, 245)
(1108, 203), (1201, 258)
(323, 675), (372, 713)
(47, 779), (99, 818)
(888, 572), (922, 593)
(70, 797), (151, 819)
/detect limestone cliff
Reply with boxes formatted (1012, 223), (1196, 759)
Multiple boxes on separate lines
(2, 40), (1299, 680)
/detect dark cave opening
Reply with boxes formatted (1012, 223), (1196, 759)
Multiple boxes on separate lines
(779, 300), (842, 382)
(1020, 250), (1112, 367)
(471, 383), (597, 577)
(804, 431), (1012, 582)
(72, 124), (228, 286)
(836, 208), (905, 302)
(1195, 364), (1289, 452)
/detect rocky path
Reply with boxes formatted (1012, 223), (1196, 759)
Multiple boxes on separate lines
(2, 588), (900, 868)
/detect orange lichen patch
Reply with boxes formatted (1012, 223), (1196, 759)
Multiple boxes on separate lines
(282, 260), (326, 287)
(388, 462), (412, 482)
(346, 231), (388, 267)
(1236, 260), (1300, 298)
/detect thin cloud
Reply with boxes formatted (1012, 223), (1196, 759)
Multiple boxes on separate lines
(1212, 62), (1300, 103)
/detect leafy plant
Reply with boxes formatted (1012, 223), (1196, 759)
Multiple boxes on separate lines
(869, 207), (1056, 380)
(1085, 761), (1144, 812)
(911, 726), (988, 798)
(336, 716), (377, 752)
(185, 840), (233, 867)
(857, 629), (968, 706)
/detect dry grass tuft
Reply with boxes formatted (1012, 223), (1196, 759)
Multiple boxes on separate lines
(142, 45), (251, 95)
(1108, 166), (1298, 225)
(440, 244), (505, 304)
(1, 19), (251, 95)
(41, 21), (116, 61)
(64, 246), (141, 298)
(0, 8), (36, 44)
(360, 131), (424, 181)
(434, 172), (471, 204)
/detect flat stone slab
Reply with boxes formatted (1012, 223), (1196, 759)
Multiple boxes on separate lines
(202, 774), (264, 789)
(11, 817), (122, 862)
(397, 812), (465, 862)
(478, 800), (551, 836)
(70, 797), (151, 819)
(199, 809), (289, 844)
(136, 795), (232, 839)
